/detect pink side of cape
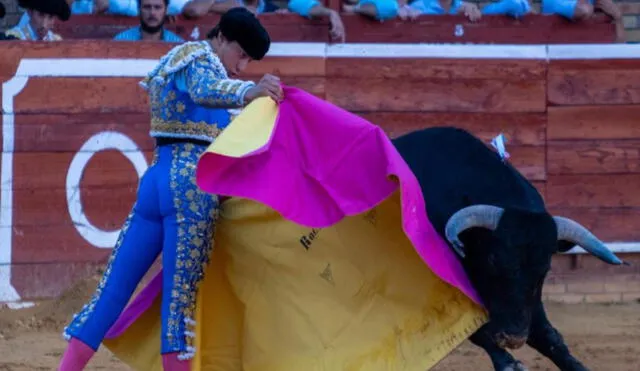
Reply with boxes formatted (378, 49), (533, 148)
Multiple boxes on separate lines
(104, 86), (482, 340)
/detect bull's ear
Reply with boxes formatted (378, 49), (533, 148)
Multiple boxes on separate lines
(556, 240), (576, 253)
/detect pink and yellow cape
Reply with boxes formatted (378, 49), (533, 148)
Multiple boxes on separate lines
(101, 86), (488, 370)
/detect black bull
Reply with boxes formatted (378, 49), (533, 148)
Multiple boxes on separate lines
(391, 127), (625, 371)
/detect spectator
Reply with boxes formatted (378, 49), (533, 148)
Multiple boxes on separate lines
(0, 2), (18, 40)
(180, 0), (345, 42)
(287, 0), (345, 42)
(541, 0), (624, 42)
(70, 0), (95, 13)
(181, 0), (279, 18)
(5, 0), (70, 40)
(397, 0), (531, 21)
(95, 0), (190, 16)
(338, 0), (400, 22)
(542, 0), (596, 20)
(16, 0), (92, 28)
(113, 0), (184, 41)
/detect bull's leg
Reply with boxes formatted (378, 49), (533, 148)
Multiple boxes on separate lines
(526, 302), (588, 371)
(469, 326), (528, 371)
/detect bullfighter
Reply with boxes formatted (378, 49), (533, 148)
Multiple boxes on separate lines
(58, 7), (283, 371)
(4, 0), (69, 41)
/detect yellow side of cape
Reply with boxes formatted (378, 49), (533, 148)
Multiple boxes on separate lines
(104, 193), (487, 370)
(103, 97), (488, 370)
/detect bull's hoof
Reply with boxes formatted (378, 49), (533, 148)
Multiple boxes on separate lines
(502, 361), (528, 371)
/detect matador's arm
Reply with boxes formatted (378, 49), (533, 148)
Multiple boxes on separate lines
(182, 57), (256, 109)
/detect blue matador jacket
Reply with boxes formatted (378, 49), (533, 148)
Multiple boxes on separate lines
(62, 40), (257, 361)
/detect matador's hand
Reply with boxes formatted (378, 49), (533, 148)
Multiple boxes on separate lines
(244, 74), (284, 104)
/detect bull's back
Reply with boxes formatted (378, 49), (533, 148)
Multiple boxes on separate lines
(391, 127), (545, 233)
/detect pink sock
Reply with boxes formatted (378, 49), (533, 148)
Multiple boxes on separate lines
(162, 352), (191, 371)
(58, 337), (95, 370)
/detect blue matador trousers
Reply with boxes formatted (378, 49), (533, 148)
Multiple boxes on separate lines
(63, 141), (218, 360)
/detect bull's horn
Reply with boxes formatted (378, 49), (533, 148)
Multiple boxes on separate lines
(445, 205), (505, 258)
(553, 216), (624, 265)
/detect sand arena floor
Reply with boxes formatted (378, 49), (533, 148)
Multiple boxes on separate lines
(1, 274), (639, 370)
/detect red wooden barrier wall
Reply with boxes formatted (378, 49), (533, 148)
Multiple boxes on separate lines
(0, 40), (638, 304)
(54, 13), (616, 44)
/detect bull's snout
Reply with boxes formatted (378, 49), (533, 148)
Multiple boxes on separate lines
(495, 333), (527, 349)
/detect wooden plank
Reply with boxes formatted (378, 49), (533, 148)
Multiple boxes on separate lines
(547, 207), (640, 243)
(507, 146), (546, 181)
(549, 253), (640, 275)
(326, 58), (546, 81)
(548, 62), (640, 106)
(237, 16), (330, 43)
(10, 187), (134, 264)
(547, 59), (640, 70)
(7, 76), (323, 114)
(8, 223), (114, 264)
(10, 77), (148, 114)
(10, 113), (155, 153)
(547, 105), (640, 140)
(360, 112), (546, 145)
(0, 40), (173, 77)
(34, 13), (615, 44)
(280, 77), (326, 99)
(10, 262), (108, 301)
(0, 40), (322, 81)
(10, 259), (165, 301)
(76, 185), (133, 231)
(358, 113), (547, 179)
(244, 56), (326, 77)
(10, 186), (136, 229)
(547, 15), (616, 43)
(340, 14), (615, 44)
(547, 174), (640, 207)
(55, 14), (330, 42)
(326, 76), (546, 112)
(544, 272), (640, 287)
(12, 151), (152, 190)
(548, 140), (640, 175)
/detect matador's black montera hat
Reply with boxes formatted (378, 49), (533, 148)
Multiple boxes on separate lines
(207, 7), (271, 61)
(18, 0), (71, 21)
